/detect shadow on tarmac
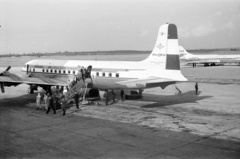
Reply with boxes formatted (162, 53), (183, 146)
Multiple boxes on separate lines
(140, 91), (213, 108)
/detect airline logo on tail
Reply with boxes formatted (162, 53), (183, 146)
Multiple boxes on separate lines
(160, 32), (166, 36)
(156, 43), (164, 50)
(143, 23), (180, 71)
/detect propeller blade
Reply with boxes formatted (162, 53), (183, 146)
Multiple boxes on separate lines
(0, 82), (5, 93)
(5, 66), (11, 72)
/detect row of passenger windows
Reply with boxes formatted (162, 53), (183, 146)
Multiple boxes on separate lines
(29, 68), (120, 77)
(96, 72), (119, 77)
(42, 69), (73, 74)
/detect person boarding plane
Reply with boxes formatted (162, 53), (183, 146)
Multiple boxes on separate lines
(179, 46), (240, 67)
(0, 23), (187, 98)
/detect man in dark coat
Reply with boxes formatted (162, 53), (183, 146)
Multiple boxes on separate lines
(74, 92), (79, 109)
(46, 94), (56, 114)
(61, 95), (67, 116)
(195, 83), (198, 95)
(103, 90), (108, 105)
(120, 90), (124, 101)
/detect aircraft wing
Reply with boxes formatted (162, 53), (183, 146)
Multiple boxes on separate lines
(115, 76), (179, 89)
(0, 71), (67, 86)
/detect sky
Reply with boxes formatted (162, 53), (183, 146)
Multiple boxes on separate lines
(0, 0), (240, 54)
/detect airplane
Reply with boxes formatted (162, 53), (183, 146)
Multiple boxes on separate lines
(179, 46), (240, 67)
(0, 23), (187, 98)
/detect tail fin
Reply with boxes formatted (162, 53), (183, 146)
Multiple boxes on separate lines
(179, 46), (191, 57)
(142, 23), (180, 70)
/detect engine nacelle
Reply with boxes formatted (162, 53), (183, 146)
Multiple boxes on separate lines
(85, 88), (99, 97)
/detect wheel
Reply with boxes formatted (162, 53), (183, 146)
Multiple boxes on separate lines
(28, 87), (34, 94)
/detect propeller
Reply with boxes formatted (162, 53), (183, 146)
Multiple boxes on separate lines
(0, 66), (11, 93)
(5, 66), (11, 72)
(0, 82), (4, 93)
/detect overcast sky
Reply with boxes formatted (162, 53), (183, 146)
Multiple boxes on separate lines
(0, 0), (240, 54)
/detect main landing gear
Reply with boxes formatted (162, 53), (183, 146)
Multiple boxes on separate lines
(125, 89), (143, 100)
(28, 84), (38, 94)
(28, 85), (34, 94)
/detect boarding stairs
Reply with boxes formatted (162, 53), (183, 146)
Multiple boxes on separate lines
(65, 78), (93, 104)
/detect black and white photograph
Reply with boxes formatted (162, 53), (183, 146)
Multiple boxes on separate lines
(0, 0), (240, 158)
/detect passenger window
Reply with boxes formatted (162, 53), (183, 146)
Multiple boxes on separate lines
(59, 70), (61, 73)
(42, 69), (45, 72)
(73, 71), (75, 74)
(116, 73), (119, 77)
(63, 70), (66, 74)
(50, 69), (53, 73)
(68, 70), (70, 74)
(33, 68), (35, 72)
(109, 73), (112, 77)
(102, 72), (105, 76)
(46, 69), (48, 73)
(54, 70), (57, 73)
(96, 72), (99, 76)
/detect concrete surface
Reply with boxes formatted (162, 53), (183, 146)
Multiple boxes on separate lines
(1, 87), (240, 159)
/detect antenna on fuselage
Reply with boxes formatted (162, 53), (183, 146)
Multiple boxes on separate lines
(26, 64), (29, 75)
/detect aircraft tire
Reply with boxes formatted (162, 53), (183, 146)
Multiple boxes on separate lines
(28, 87), (34, 94)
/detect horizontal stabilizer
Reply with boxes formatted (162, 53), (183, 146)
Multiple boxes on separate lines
(115, 76), (183, 89)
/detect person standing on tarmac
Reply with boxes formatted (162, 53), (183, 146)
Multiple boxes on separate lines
(195, 83), (198, 95)
(43, 93), (48, 111)
(81, 67), (85, 82)
(120, 90), (124, 101)
(63, 86), (68, 95)
(74, 91), (79, 109)
(46, 94), (56, 114)
(36, 93), (41, 110)
(86, 66), (92, 78)
(61, 95), (67, 116)
(53, 93), (58, 113)
(77, 70), (82, 82)
(111, 90), (115, 102)
(103, 90), (108, 105)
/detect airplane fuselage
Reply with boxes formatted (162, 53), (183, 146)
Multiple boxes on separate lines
(22, 59), (169, 90)
(181, 54), (240, 64)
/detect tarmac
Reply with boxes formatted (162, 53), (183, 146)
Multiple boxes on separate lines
(0, 65), (240, 159)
